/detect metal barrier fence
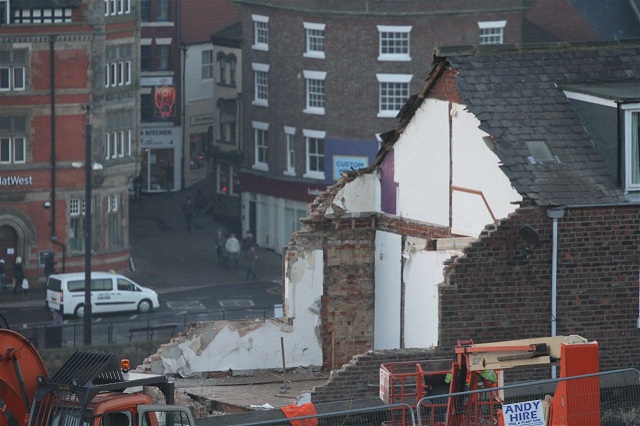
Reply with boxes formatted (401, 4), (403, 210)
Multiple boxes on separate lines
(14, 307), (276, 349)
(235, 403), (416, 426)
(416, 368), (640, 426)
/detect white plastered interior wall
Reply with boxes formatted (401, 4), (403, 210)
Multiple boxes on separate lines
(393, 98), (450, 226)
(450, 101), (521, 236)
(374, 230), (402, 349)
(162, 250), (324, 374)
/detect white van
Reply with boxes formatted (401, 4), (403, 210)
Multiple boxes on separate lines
(46, 272), (160, 318)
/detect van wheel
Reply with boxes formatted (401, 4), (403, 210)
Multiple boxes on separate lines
(75, 304), (85, 319)
(138, 299), (152, 314)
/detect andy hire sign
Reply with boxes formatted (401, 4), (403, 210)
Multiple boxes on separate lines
(502, 400), (545, 426)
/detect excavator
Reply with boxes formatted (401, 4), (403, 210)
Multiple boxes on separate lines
(382, 335), (601, 426)
(0, 326), (196, 426)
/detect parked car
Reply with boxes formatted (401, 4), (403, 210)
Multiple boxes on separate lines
(46, 272), (160, 318)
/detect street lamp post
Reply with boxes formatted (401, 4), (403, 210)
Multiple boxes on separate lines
(83, 104), (92, 346)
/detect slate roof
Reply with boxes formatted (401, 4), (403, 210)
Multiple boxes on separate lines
(436, 40), (640, 207)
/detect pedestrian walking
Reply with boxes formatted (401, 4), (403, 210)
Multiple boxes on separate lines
(44, 253), (56, 279)
(133, 171), (143, 203)
(245, 246), (257, 280)
(225, 233), (240, 270)
(243, 230), (255, 259)
(12, 256), (24, 295)
(215, 229), (224, 266)
(0, 257), (6, 291)
(51, 310), (63, 327)
(194, 189), (208, 230)
(182, 195), (195, 233)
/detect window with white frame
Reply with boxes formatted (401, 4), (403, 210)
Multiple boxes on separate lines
(252, 63), (269, 106)
(0, 137), (25, 164)
(202, 50), (213, 80)
(12, 8), (72, 23)
(105, 129), (132, 159)
(218, 52), (227, 84)
(106, 193), (122, 248)
(304, 22), (325, 59)
(376, 74), (412, 117)
(252, 121), (269, 171)
(303, 129), (325, 180)
(119, 130), (126, 157)
(252, 14), (269, 51)
(284, 127), (296, 175)
(378, 26), (411, 61)
(624, 105), (640, 190)
(0, 49), (27, 92)
(69, 197), (85, 251)
(303, 70), (326, 115)
(478, 21), (506, 45)
(106, 193), (118, 212)
(111, 131), (118, 158)
(0, 116), (27, 164)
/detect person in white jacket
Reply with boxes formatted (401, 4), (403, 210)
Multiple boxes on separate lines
(225, 234), (240, 270)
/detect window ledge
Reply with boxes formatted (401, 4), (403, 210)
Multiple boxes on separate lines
(303, 52), (325, 59)
(252, 100), (269, 107)
(377, 110), (399, 118)
(303, 172), (325, 180)
(377, 55), (411, 62)
(303, 107), (325, 116)
(252, 163), (269, 172)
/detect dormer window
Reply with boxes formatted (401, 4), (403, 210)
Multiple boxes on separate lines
(563, 83), (640, 194)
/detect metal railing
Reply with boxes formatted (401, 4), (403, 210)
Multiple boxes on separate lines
(415, 368), (640, 426)
(14, 306), (276, 349)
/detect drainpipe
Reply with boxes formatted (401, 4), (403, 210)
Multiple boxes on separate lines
(546, 207), (565, 378)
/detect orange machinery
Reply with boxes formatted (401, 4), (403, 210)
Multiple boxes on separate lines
(447, 335), (600, 426)
(0, 328), (194, 426)
(381, 335), (600, 426)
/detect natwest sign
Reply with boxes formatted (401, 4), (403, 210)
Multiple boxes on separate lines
(0, 175), (33, 186)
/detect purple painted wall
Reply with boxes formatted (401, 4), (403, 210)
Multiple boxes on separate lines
(380, 149), (396, 215)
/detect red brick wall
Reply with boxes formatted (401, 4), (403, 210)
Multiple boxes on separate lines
(440, 205), (640, 370)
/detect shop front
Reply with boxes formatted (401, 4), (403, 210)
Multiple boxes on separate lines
(139, 126), (182, 192)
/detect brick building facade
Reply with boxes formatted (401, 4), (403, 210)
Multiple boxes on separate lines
(0, 0), (139, 286)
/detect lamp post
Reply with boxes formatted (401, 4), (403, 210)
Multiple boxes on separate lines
(82, 104), (92, 346)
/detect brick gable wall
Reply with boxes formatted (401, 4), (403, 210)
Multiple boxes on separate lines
(441, 205), (640, 370)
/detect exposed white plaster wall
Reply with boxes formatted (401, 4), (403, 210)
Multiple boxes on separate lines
(374, 231), (402, 349)
(404, 250), (458, 348)
(326, 174), (380, 216)
(451, 102), (521, 236)
(394, 99), (450, 226)
(163, 251), (324, 373)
